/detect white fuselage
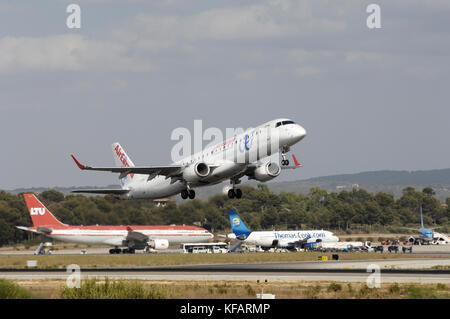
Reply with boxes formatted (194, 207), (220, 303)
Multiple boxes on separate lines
(229, 230), (339, 248)
(121, 119), (306, 199)
(28, 226), (214, 247)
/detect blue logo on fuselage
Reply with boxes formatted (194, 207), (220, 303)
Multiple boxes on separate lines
(239, 132), (254, 153)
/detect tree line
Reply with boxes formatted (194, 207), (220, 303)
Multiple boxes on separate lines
(0, 185), (449, 246)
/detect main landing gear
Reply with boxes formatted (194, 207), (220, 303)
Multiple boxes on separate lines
(228, 188), (242, 199)
(181, 189), (196, 200)
(109, 247), (136, 254)
(228, 179), (242, 199)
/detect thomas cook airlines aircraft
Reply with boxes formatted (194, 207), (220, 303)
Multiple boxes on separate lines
(71, 118), (306, 200)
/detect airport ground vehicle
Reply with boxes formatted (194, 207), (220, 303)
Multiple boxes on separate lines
(374, 245), (384, 253)
(431, 233), (450, 245)
(34, 242), (53, 255)
(388, 245), (399, 253)
(402, 246), (413, 253)
(181, 242), (228, 254)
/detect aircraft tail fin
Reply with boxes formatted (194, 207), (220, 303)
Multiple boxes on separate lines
(112, 142), (135, 187)
(23, 194), (67, 228)
(420, 205), (424, 229)
(228, 210), (252, 240)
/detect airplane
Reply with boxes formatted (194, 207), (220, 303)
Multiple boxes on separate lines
(70, 118), (306, 200)
(226, 209), (339, 251)
(17, 194), (214, 254)
(403, 205), (440, 245)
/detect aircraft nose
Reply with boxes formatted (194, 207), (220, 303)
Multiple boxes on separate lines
(293, 125), (307, 142)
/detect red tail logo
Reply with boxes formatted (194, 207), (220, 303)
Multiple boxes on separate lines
(114, 145), (134, 179)
(23, 194), (67, 228)
(30, 207), (45, 216)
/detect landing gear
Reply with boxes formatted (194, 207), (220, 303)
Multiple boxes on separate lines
(109, 247), (121, 254)
(228, 179), (242, 199)
(122, 248), (135, 254)
(281, 146), (290, 166)
(181, 189), (195, 200)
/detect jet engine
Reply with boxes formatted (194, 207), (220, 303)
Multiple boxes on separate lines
(253, 162), (281, 182)
(148, 239), (169, 250)
(182, 162), (211, 182)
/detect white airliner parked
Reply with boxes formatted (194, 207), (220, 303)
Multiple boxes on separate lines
(227, 210), (339, 251)
(71, 118), (306, 200)
(17, 194), (213, 254)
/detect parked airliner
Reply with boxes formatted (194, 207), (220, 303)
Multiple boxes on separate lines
(227, 210), (339, 251)
(403, 205), (441, 244)
(17, 194), (213, 254)
(71, 118), (306, 200)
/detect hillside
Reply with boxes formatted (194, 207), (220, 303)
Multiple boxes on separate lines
(5, 168), (450, 202)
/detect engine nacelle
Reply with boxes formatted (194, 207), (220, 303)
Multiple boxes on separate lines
(148, 239), (169, 250)
(182, 162), (211, 182)
(253, 162), (281, 182)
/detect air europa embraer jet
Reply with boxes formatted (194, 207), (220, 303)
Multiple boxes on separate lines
(71, 118), (306, 200)
(17, 194), (213, 254)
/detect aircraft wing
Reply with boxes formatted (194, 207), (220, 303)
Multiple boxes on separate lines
(71, 189), (130, 195)
(126, 227), (149, 243)
(71, 155), (183, 178)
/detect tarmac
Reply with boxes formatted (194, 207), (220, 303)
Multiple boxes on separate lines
(1, 244), (449, 284)
(0, 258), (449, 283)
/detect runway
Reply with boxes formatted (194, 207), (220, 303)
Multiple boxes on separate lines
(1, 243), (450, 256)
(1, 259), (449, 283)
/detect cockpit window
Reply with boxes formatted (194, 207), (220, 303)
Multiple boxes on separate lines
(276, 120), (295, 127)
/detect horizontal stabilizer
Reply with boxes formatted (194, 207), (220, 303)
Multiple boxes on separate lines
(71, 189), (130, 195)
(71, 155), (183, 177)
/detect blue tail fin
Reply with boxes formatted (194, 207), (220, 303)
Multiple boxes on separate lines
(228, 210), (252, 240)
(420, 205), (424, 229)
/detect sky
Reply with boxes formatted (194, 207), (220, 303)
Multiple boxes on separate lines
(1, 0), (450, 189)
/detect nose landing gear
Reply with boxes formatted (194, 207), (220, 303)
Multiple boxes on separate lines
(281, 146), (290, 166)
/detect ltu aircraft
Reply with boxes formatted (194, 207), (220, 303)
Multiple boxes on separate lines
(227, 210), (339, 251)
(71, 118), (306, 200)
(17, 194), (213, 254)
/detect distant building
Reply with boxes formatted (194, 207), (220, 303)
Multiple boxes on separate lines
(153, 198), (173, 207)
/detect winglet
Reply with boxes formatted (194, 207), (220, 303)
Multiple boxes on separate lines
(71, 155), (86, 170)
(292, 154), (302, 167)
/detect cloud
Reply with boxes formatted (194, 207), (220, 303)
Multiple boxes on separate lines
(293, 66), (322, 77)
(113, 0), (349, 53)
(0, 34), (152, 74)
